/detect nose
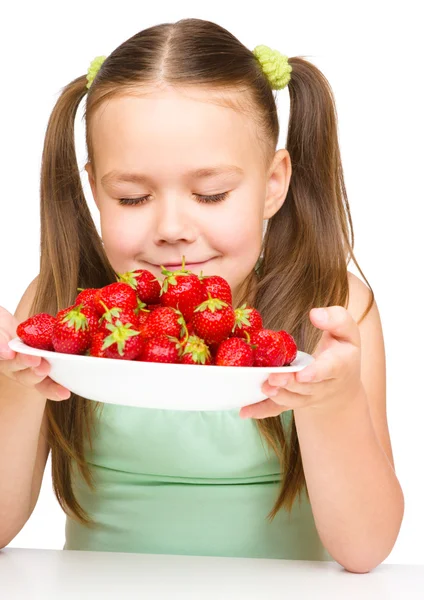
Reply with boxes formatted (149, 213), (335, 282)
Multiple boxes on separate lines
(153, 196), (197, 245)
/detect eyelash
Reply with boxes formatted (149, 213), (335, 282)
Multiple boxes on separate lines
(118, 192), (230, 206)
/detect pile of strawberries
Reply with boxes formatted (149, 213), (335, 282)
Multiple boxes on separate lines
(16, 260), (297, 367)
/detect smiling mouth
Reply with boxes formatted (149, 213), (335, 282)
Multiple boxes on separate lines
(153, 259), (212, 270)
(164, 261), (208, 268)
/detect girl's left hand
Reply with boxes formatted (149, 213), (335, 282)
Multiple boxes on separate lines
(240, 306), (363, 419)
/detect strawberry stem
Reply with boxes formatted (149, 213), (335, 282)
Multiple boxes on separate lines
(102, 321), (141, 357)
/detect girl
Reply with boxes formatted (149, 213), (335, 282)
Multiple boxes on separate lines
(0, 18), (403, 572)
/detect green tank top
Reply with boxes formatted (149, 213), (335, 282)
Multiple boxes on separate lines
(64, 403), (332, 560)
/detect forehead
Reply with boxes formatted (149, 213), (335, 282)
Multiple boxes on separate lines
(89, 87), (262, 174)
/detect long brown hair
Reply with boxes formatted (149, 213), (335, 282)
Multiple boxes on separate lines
(30, 18), (374, 526)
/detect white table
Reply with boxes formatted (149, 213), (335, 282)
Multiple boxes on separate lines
(1, 548), (423, 599)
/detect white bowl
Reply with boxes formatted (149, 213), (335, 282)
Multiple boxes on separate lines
(8, 337), (314, 411)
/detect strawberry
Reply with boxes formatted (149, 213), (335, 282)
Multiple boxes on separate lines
(138, 310), (150, 329)
(75, 288), (98, 313)
(52, 305), (97, 355)
(140, 306), (187, 341)
(147, 304), (161, 311)
(181, 335), (212, 365)
(198, 274), (232, 305)
(98, 306), (139, 334)
(215, 337), (255, 367)
(89, 330), (107, 358)
(17, 313), (56, 351)
(118, 269), (161, 304)
(277, 330), (298, 365)
(191, 297), (235, 345)
(159, 257), (207, 322)
(232, 304), (263, 337)
(69, 304), (99, 334)
(250, 329), (288, 367)
(186, 321), (196, 336)
(94, 282), (138, 316)
(101, 321), (143, 360)
(137, 334), (181, 364)
(134, 296), (149, 316)
(208, 341), (220, 358)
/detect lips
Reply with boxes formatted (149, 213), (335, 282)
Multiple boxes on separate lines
(155, 260), (211, 269)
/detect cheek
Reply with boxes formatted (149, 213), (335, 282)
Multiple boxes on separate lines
(99, 208), (148, 258)
(213, 202), (263, 254)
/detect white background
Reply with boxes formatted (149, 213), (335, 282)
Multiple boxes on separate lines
(0, 0), (423, 565)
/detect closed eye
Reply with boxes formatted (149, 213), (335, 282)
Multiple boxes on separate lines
(118, 191), (230, 206)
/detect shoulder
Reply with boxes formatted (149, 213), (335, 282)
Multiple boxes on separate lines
(346, 271), (375, 325)
(14, 275), (40, 323)
(345, 270), (383, 362)
(346, 271), (394, 466)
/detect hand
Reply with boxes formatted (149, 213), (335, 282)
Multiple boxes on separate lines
(0, 306), (71, 401)
(240, 306), (363, 419)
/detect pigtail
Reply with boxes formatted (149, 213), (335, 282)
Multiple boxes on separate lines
(254, 57), (375, 518)
(31, 75), (117, 526)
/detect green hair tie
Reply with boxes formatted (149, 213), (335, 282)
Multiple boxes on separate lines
(252, 45), (292, 90)
(85, 46), (291, 91)
(86, 55), (107, 90)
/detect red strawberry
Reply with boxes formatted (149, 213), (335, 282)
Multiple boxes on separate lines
(191, 297), (235, 345)
(89, 330), (107, 358)
(181, 335), (212, 365)
(140, 306), (187, 341)
(250, 329), (288, 367)
(208, 341), (220, 358)
(101, 321), (143, 360)
(232, 304), (263, 337)
(277, 330), (298, 365)
(199, 274), (232, 305)
(98, 306), (139, 334)
(52, 305), (97, 355)
(215, 337), (255, 367)
(134, 297), (148, 316)
(138, 310), (150, 329)
(56, 304), (99, 337)
(159, 258), (207, 322)
(17, 313), (56, 351)
(94, 282), (138, 316)
(147, 304), (161, 311)
(186, 321), (196, 336)
(137, 335), (181, 364)
(118, 269), (161, 304)
(75, 288), (98, 313)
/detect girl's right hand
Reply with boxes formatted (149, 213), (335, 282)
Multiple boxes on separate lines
(0, 306), (71, 401)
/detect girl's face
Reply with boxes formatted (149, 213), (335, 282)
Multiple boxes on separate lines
(86, 87), (290, 298)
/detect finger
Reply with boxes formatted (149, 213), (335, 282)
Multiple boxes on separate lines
(240, 398), (290, 419)
(13, 362), (71, 400)
(267, 372), (296, 388)
(267, 371), (316, 393)
(265, 376), (319, 397)
(13, 364), (51, 388)
(309, 306), (361, 347)
(295, 350), (339, 383)
(35, 378), (71, 401)
(9, 352), (42, 373)
(0, 306), (18, 339)
(0, 343), (15, 360)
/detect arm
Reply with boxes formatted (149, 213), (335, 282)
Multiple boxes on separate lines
(0, 280), (50, 548)
(294, 274), (403, 573)
(242, 272), (404, 572)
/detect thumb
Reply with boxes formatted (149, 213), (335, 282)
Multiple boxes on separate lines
(309, 306), (360, 347)
(0, 306), (18, 359)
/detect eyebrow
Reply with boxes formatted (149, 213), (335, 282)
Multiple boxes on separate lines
(101, 165), (244, 186)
